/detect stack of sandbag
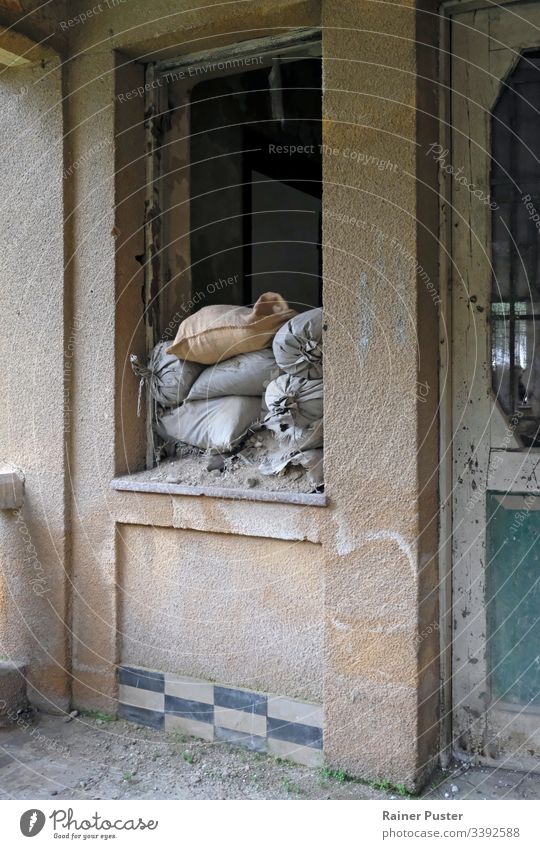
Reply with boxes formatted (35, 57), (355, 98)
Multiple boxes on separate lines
(134, 293), (292, 454)
(157, 349), (279, 452)
(260, 307), (324, 486)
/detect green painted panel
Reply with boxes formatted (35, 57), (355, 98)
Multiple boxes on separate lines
(486, 492), (540, 707)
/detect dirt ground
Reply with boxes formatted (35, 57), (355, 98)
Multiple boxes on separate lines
(1, 713), (540, 801)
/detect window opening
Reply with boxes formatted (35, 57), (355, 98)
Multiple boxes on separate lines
(132, 32), (324, 496)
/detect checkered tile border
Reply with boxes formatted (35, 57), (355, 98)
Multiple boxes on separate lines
(117, 666), (323, 767)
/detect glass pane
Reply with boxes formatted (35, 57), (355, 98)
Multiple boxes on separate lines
(487, 493), (540, 708)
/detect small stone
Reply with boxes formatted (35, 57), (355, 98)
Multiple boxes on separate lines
(209, 469), (221, 477)
(246, 477), (259, 488)
(254, 441), (263, 448)
(206, 456), (225, 472)
(64, 710), (79, 723)
(451, 784), (459, 794)
(51, 790), (58, 796)
(165, 474), (180, 484)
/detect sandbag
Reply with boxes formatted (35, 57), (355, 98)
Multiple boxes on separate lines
(264, 375), (323, 430)
(167, 292), (296, 364)
(279, 418), (323, 451)
(272, 307), (323, 379)
(130, 343), (203, 410)
(156, 396), (261, 452)
(187, 349), (278, 401)
(259, 448), (324, 489)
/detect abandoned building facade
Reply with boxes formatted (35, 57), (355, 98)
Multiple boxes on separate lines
(1, 0), (540, 789)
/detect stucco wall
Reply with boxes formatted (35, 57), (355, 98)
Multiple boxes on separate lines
(321, 0), (439, 784)
(1, 0), (441, 788)
(0, 55), (69, 711)
(119, 525), (324, 701)
(63, 0), (324, 714)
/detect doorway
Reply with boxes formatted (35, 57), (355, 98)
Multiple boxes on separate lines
(450, 2), (540, 771)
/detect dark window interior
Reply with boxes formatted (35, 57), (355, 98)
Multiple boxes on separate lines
(491, 51), (540, 445)
(189, 55), (322, 313)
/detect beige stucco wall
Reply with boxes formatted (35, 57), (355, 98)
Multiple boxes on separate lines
(0, 53), (69, 712)
(320, 0), (439, 784)
(119, 525), (324, 701)
(0, 0), (441, 788)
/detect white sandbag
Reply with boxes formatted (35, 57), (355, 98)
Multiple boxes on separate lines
(280, 418), (323, 451)
(156, 396), (261, 452)
(264, 374), (323, 430)
(187, 349), (278, 401)
(296, 449), (324, 488)
(272, 307), (323, 379)
(131, 343), (204, 410)
(259, 448), (324, 489)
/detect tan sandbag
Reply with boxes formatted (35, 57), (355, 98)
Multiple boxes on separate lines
(166, 292), (296, 364)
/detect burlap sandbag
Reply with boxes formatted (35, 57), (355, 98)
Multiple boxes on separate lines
(130, 343), (204, 410)
(156, 396), (261, 452)
(272, 307), (323, 379)
(166, 292), (296, 364)
(264, 375), (323, 430)
(187, 349), (278, 401)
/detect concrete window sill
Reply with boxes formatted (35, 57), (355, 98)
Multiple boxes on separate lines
(111, 475), (327, 507)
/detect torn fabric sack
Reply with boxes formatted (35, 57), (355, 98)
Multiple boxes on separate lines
(166, 292), (296, 364)
(276, 417), (323, 451)
(156, 396), (261, 453)
(187, 349), (278, 401)
(264, 375), (323, 431)
(259, 448), (323, 489)
(272, 307), (323, 379)
(130, 343), (204, 412)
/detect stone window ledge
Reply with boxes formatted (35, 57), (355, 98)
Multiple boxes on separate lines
(111, 475), (327, 508)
